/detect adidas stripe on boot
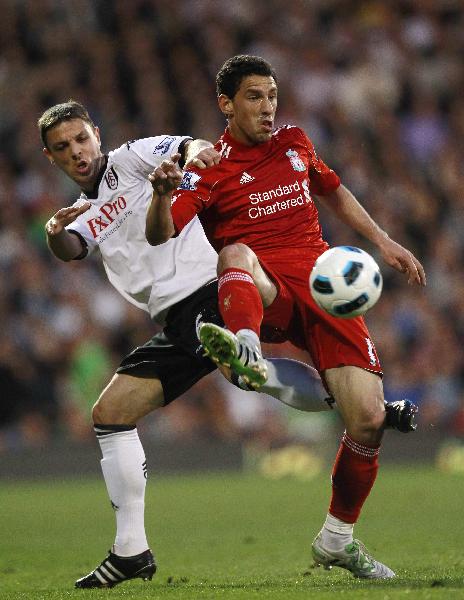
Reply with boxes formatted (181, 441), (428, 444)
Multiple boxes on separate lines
(75, 548), (156, 589)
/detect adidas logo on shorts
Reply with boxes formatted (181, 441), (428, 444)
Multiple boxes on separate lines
(239, 172), (254, 185)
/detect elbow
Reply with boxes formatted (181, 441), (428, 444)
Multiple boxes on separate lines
(146, 235), (163, 247)
(145, 230), (161, 246)
(145, 227), (174, 246)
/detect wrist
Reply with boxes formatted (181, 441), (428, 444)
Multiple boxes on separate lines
(372, 230), (390, 248)
(152, 185), (175, 198)
(45, 220), (64, 237)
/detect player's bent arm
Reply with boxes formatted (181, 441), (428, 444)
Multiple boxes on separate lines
(145, 189), (176, 245)
(146, 157), (181, 245)
(45, 202), (91, 261)
(46, 228), (86, 261)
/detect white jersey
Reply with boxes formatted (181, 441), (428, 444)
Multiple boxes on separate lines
(66, 136), (218, 324)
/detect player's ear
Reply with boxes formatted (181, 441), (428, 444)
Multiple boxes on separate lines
(43, 147), (54, 165)
(218, 94), (233, 119)
(94, 126), (101, 147)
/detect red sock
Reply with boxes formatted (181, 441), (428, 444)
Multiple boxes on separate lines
(218, 268), (263, 335)
(329, 432), (380, 524)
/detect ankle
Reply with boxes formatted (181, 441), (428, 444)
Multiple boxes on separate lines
(236, 329), (261, 347)
(320, 514), (354, 551)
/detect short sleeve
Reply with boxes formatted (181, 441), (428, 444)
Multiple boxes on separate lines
(302, 131), (341, 196)
(111, 136), (192, 179)
(170, 169), (213, 234)
(64, 199), (98, 255)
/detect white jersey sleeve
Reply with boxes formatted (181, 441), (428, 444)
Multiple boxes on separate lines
(66, 197), (99, 256)
(115, 136), (192, 178)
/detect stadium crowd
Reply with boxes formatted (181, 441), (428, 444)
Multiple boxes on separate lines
(1, 0), (463, 451)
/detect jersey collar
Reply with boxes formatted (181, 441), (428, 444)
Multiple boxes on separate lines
(220, 128), (272, 161)
(81, 155), (109, 199)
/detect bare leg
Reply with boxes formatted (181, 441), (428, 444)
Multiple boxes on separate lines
(325, 366), (384, 445)
(92, 372), (164, 425)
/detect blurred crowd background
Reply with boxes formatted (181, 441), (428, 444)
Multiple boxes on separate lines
(1, 0), (463, 453)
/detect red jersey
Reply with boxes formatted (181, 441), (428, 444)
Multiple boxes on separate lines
(171, 126), (340, 257)
(172, 126), (381, 375)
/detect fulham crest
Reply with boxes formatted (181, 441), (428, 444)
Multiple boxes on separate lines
(105, 166), (119, 190)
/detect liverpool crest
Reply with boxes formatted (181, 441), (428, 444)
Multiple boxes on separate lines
(286, 149), (306, 172)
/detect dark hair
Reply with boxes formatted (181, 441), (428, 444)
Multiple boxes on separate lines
(216, 55), (277, 99)
(38, 100), (96, 148)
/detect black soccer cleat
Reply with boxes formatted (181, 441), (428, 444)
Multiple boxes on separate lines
(75, 548), (156, 589)
(384, 399), (418, 433)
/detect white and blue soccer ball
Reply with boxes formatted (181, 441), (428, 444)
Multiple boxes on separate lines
(309, 246), (383, 318)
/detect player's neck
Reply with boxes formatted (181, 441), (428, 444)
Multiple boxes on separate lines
(80, 155), (108, 196)
(226, 125), (264, 148)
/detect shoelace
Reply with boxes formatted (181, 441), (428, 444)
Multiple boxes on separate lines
(346, 540), (376, 572)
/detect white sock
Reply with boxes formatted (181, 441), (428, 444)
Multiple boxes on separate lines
(260, 358), (334, 412)
(98, 428), (149, 557)
(320, 513), (354, 551)
(236, 328), (262, 351)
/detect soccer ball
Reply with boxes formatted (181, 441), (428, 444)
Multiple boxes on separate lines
(309, 246), (383, 318)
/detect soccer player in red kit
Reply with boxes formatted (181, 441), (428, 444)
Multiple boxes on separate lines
(146, 55), (426, 579)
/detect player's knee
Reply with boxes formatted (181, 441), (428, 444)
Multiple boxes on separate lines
(92, 395), (113, 425)
(363, 409), (385, 434)
(347, 404), (385, 442)
(92, 391), (132, 425)
(92, 375), (164, 425)
(217, 243), (255, 272)
(91, 399), (103, 425)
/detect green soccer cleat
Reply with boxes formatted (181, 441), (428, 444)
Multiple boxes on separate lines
(312, 534), (395, 579)
(199, 323), (267, 389)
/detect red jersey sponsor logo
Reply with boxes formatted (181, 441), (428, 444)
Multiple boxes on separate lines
(247, 179), (312, 219)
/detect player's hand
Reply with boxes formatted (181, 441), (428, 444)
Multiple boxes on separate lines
(378, 237), (426, 286)
(45, 201), (91, 236)
(185, 147), (221, 169)
(149, 153), (183, 196)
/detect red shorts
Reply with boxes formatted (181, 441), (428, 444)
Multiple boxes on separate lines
(258, 249), (382, 376)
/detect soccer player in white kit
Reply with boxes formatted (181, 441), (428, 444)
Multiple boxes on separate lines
(40, 101), (416, 588)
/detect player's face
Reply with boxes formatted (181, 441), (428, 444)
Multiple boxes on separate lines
(220, 75), (277, 145)
(43, 119), (103, 191)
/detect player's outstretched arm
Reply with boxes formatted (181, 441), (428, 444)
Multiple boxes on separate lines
(146, 154), (182, 246)
(45, 201), (91, 261)
(316, 184), (426, 286)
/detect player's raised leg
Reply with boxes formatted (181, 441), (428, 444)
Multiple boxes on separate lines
(75, 373), (162, 589)
(255, 358), (335, 411)
(200, 243), (277, 389)
(311, 366), (395, 579)
(200, 323), (268, 388)
(258, 360), (418, 428)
